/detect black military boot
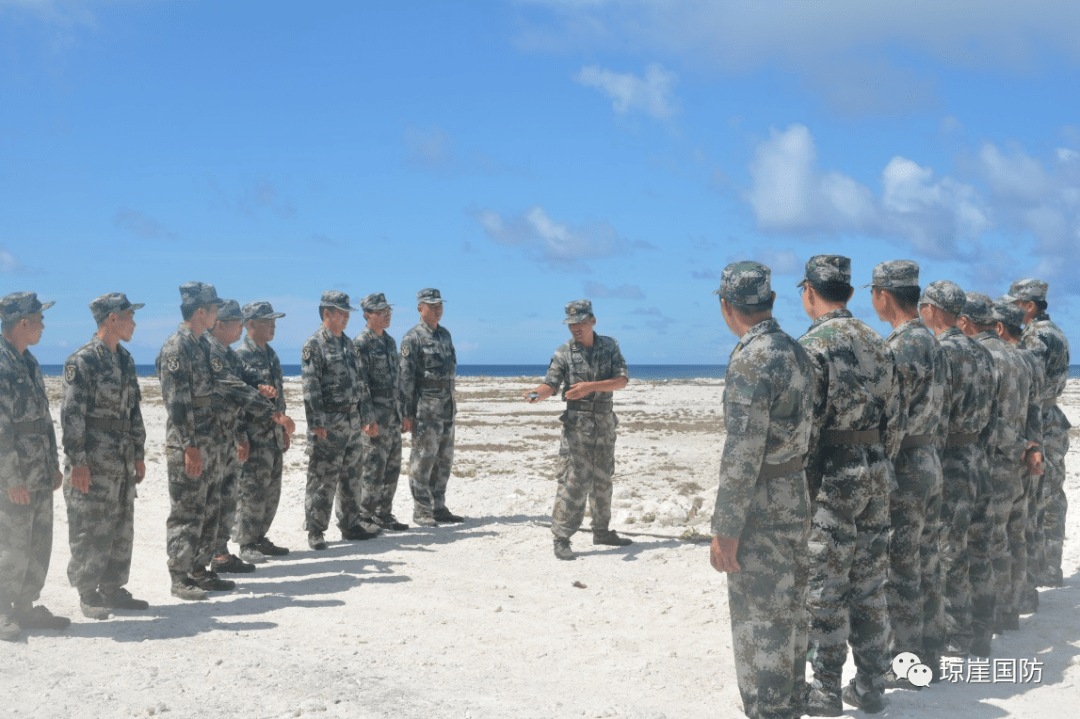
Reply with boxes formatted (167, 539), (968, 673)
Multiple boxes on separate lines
(100, 587), (149, 610)
(433, 507), (465, 523)
(79, 591), (112, 620)
(970, 629), (993, 658)
(593, 529), (633, 546)
(554, 537), (576, 561)
(802, 679), (842, 717)
(842, 679), (885, 714)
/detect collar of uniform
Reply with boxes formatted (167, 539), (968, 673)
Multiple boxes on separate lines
(0, 334), (20, 361)
(886, 316), (926, 343)
(416, 321), (438, 336)
(571, 332), (598, 352)
(1034, 312), (1052, 323)
(241, 334), (263, 353)
(203, 332), (227, 351)
(90, 333), (111, 358)
(974, 330), (998, 343)
(808, 307), (852, 331)
(177, 323), (200, 345)
(939, 326), (963, 340)
(738, 317), (781, 346)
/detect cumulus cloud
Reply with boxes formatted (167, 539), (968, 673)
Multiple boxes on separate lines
(470, 205), (652, 270)
(585, 281), (645, 300)
(113, 208), (179, 242)
(574, 63), (678, 119)
(0, 245), (31, 274)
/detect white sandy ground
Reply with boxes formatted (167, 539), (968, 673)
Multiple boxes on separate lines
(4, 376), (1080, 719)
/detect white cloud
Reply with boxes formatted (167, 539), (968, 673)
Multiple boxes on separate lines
(0, 245), (27, 273)
(585, 281), (645, 300)
(574, 63), (678, 119)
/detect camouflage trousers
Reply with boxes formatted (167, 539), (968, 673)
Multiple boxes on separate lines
(940, 444), (985, 651)
(165, 444), (223, 575)
(234, 435), (284, 546)
(806, 445), (892, 689)
(1025, 468), (1045, 599)
(886, 445), (944, 660)
(728, 523), (810, 719)
(551, 412), (616, 540)
(1041, 423), (1070, 581)
(988, 460), (1026, 619)
(409, 419), (455, 513)
(359, 426), (402, 520)
(968, 467), (995, 638)
(63, 476), (135, 595)
(213, 443), (242, 557)
(0, 489), (53, 608)
(305, 422), (364, 534)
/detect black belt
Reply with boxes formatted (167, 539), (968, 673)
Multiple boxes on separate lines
(86, 417), (132, 432)
(11, 418), (50, 435)
(900, 433), (934, 450)
(193, 396), (213, 408)
(759, 456), (804, 479)
(420, 379), (453, 389)
(820, 428), (880, 446)
(567, 399), (614, 413)
(946, 432), (979, 448)
(370, 388), (395, 398)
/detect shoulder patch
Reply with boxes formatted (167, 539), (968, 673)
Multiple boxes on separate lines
(210, 357), (224, 372)
(302, 346), (313, 362)
(167, 355), (180, 373)
(401, 344), (410, 357)
(64, 364), (77, 383)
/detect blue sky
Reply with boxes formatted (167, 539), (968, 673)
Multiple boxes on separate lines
(2, 0), (1078, 364)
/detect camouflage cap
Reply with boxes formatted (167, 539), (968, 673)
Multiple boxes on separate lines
(862, 259), (919, 289)
(713, 261), (772, 305)
(361, 292), (392, 312)
(797, 254), (851, 287)
(89, 292), (144, 324)
(919, 280), (965, 315)
(0, 291), (55, 323)
(993, 301), (1026, 328)
(319, 290), (357, 312)
(961, 292), (996, 325)
(563, 299), (595, 324)
(216, 299), (243, 322)
(416, 288), (445, 305)
(179, 281), (224, 309)
(242, 301), (285, 321)
(1004, 278), (1048, 303)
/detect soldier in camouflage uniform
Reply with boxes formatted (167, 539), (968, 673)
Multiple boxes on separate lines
(709, 262), (815, 719)
(61, 293), (149, 621)
(797, 255), (897, 715)
(866, 261), (947, 685)
(0, 292), (68, 641)
(401, 288), (462, 527)
(156, 282), (235, 601)
(524, 299), (631, 561)
(203, 300), (293, 573)
(302, 291), (378, 550)
(918, 280), (995, 657)
(354, 293), (408, 531)
(1006, 278), (1071, 589)
(234, 301), (292, 562)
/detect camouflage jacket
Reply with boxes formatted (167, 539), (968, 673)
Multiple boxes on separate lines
(974, 331), (1031, 463)
(0, 336), (60, 493)
(301, 326), (373, 431)
(543, 333), (629, 408)
(354, 327), (402, 428)
(1021, 313), (1071, 431)
(1015, 345), (1045, 450)
(61, 336), (145, 495)
(934, 327), (996, 451)
(400, 321), (456, 422)
(203, 333), (275, 446)
(235, 335), (287, 449)
(885, 317), (945, 459)
(712, 319), (815, 537)
(156, 323), (222, 451)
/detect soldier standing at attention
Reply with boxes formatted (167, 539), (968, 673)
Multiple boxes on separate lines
(918, 281), (995, 658)
(867, 261), (947, 685)
(1006, 278), (1071, 589)
(708, 263), (816, 719)
(0, 292), (68, 641)
(401, 288), (462, 527)
(156, 282), (234, 601)
(523, 299), (631, 561)
(797, 255), (898, 715)
(354, 293), (408, 531)
(204, 300), (293, 574)
(62, 293), (149, 621)
(302, 291), (378, 550)
(234, 301), (293, 562)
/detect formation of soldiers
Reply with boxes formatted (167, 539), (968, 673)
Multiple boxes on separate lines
(710, 257), (1071, 719)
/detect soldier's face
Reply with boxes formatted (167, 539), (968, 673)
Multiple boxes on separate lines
(22, 312), (44, 345)
(419, 302), (442, 327)
(324, 308), (350, 336)
(215, 319), (243, 344)
(568, 317), (596, 345)
(366, 308), (391, 332)
(114, 310), (136, 342)
(248, 318), (275, 345)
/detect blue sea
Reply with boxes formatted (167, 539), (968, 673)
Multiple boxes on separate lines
(38, 364), (1080, 380)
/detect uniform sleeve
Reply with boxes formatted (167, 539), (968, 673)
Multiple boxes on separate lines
(302, 341), (328, 429)
(0, 368), (20, 490)
(212, 349), (275, 428)
(61, 355), (90, 468)
(711, 356), (771, 538)
(979, 354), (1002, 449)
(542, 347), (568, 394)
(37, 362), (60, 477)
(400, 334), (419, 420)
(610, 339), (629, 380)
(935, 351), (953, 454)
(881, 346), (904, 461)
(799, 339), (829, 498)
(157, 345), (198, 449)
(355, 351), (375, 428)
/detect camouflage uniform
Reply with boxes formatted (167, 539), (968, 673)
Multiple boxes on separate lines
(1009, 279), (1071, 587)
(797, 255), (898, 696)
(401, 288), (457, 521)
(712, 262), (815, 719)
(0, 293), (60, 616)
(156, 283), (226, 579)
(921, 281), (995, 655)
(542, 300), (629, 541)
(234, 302), (288, 549)
(868, 262), (947, 667)
(354, 294), (404, 524)
(203, 300), (275, 558)
(61, 294), (146, 599)
(302, 292), (374, 536)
